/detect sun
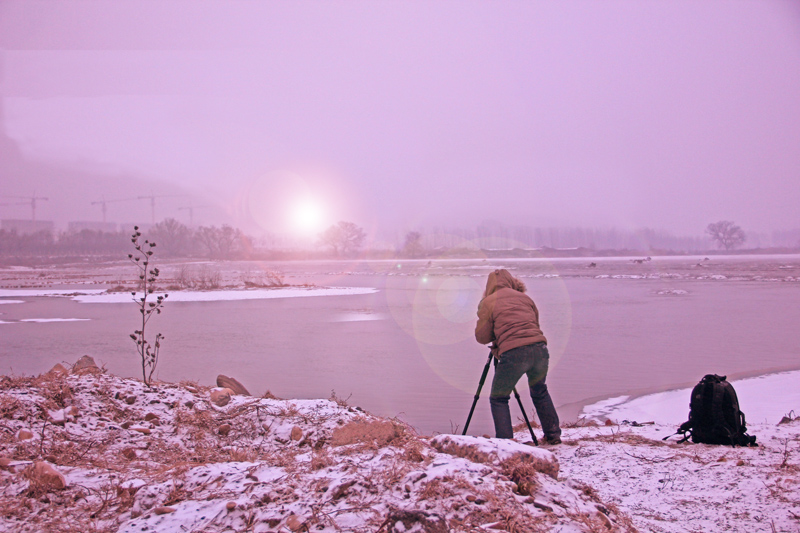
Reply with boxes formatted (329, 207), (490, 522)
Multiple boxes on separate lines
(289, 198), (326, 235)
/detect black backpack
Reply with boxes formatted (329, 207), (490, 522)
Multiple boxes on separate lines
(666, 374), (757, 447)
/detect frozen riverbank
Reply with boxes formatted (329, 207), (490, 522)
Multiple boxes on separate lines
(1, 359), (798, 532)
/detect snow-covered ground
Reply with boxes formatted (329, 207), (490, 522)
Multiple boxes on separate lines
(0, 359), (798, 532)
(582, 370), (800, 426)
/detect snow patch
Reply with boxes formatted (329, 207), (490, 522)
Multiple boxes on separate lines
(581, 370), (800, 425)
(73, 286), (378, 303)
(20, 318), (90, 323)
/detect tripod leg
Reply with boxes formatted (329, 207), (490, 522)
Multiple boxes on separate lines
(513, 387), (538, 445)
(462, 352), (494, 435)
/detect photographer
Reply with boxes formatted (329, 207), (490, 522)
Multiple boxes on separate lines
(475, 269), (561, 444)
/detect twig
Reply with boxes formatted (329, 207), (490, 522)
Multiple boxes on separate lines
(622, 450), (676, 463)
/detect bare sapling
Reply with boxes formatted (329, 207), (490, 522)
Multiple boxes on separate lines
(128, 226), (168, 387)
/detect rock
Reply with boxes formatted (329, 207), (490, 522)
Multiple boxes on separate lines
(16, 429), (34, 441)
(121, 448), (137, 461)
(185, 385), (198, 394)
(328, 480), (356, 500)
(290, 426), (303, 441)
(45, 363), (68, 376)
(154, 506), (176, 515)
(144, 413), (159, 422)
(120, 421), (131, 430)
(466, 494), (477, 502)
(226, 501), (236, 511)
(130, 426), (151, 435)
(216, 375), (250, 396)
(285, 514), (305, 531)
(330, 420), (399, 447)
(73, 355), (98, 372)
(210, 388), (233, 407)
(529, 499), (553, 512)
(125, 395), (136, 405)
(30, 462), (67, 490)
(0, 457), (12, 470)
(218, 424), (232, 436)
(47, 408), (76, 426)
(184, 400), (195, 408)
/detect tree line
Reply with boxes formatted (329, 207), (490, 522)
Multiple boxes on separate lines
(1, 217), (795, 260)
(0, 219), (251, 259)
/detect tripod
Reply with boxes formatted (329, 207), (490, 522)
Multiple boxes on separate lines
(462, 351), (538, 445)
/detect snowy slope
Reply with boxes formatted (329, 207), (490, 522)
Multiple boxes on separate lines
(0, 361), (797, 532)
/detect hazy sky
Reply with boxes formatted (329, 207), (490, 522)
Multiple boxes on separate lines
(2, 1), (799, 237)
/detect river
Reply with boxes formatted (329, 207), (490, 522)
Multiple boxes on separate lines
(1, 254), (799, 436)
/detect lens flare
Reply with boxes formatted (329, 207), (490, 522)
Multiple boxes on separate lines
(383, 235), (573, 394)
(290, 198), (326, 236)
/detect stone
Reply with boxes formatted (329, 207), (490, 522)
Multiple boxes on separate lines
(72, 355), (98, 372)
(528, 499), (553, 512)
(0, 457), (12, 470)
(144, 413), (159, 422)
(210, 388), (233, 407)
(218, 424), (231, 436)
(30, 462), (67, 490)
(121, 448), (137, 461)
(16, 429), (34, 441)
(285, 514), (304, 531)
(120, 421), (131, 430)
(290, 426), (303, 441)
(125, 396), (136, 405)
(226, 501), (236, 511)
(45, 363), (68, 376)
(154, 506), (176, 515)
(216, 375), (250, 396)
(184, 400), (195, 408)
(130, 426), (151, 435)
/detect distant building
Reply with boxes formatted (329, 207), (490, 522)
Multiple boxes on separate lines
(1, 219), (55, 235)
(68, 221), (118, 233)
(120, 222), (152, 233)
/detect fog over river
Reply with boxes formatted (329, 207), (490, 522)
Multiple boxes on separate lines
(1, 255), (799, 436)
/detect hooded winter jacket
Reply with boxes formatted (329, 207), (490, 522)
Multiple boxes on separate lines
(475, 269), (547, 356)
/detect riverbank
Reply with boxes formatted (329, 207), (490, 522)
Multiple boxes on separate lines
(1, 358), (798, 532)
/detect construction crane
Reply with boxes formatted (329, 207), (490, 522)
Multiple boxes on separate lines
(90, 196), (135, 224)
(177, 204), (211, 226)
(2, 195), (48, 222)
(0, 201), (28, 209)
(137, 194), (187, 224)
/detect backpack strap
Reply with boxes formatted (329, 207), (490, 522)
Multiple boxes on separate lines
(663, 420), (693, 443)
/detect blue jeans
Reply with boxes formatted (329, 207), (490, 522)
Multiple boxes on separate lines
(489, 343), (561, 440)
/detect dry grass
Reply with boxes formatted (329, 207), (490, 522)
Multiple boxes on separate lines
(501, 456), (540, 496)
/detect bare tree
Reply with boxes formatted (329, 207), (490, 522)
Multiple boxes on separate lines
(196, 224), (248, 259)
(403, 231), (424, 258)
(318, 221), (366, 257)
(706, 221), (746, 250)
(148, 218), (192, 257)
